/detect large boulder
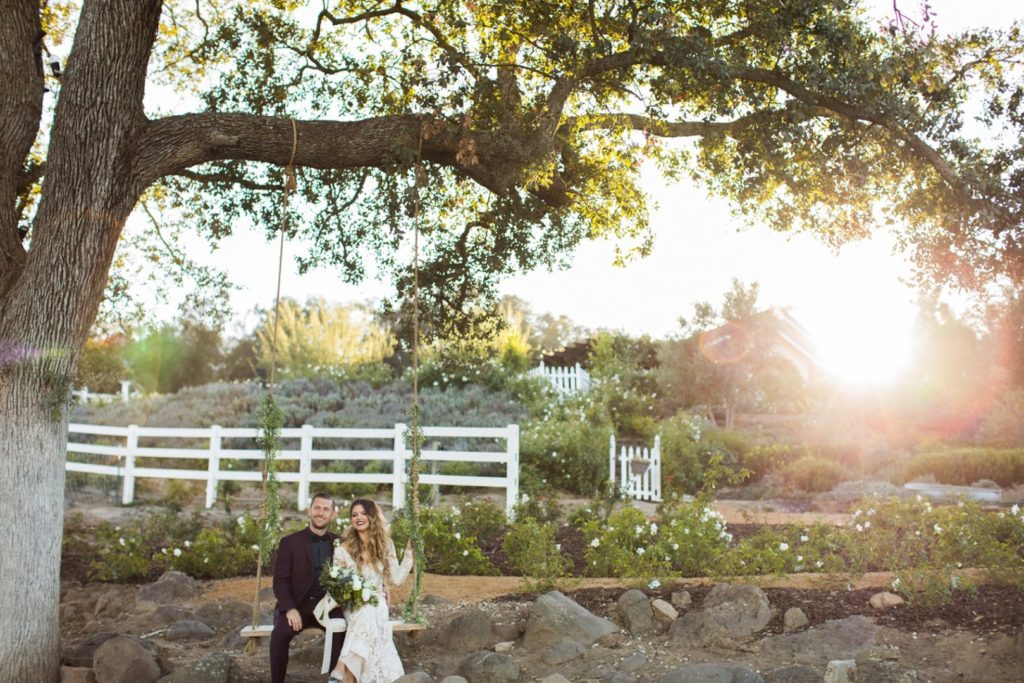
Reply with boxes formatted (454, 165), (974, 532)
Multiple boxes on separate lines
(659, 663), (765, 683)
(456, 650), (521, 683)
(65, 633), (158, 669)
(156, 654), (239, 683)
(136, 571), (196, 605)
(760, 616), (879, 665)
(93, 636), (161, 683)
(522, 591), (618, 650)
(668, 584), (771, 646)
(165, 620), (216, 641)
(434, 609), (494, 653)
(764, 665), (821, 683)
(394, 673), (434, 683)
(617, 589), (657, 635)
(192, 601), (252, 632)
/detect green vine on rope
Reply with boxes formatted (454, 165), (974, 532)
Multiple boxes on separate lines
(256, 394), (283, 565)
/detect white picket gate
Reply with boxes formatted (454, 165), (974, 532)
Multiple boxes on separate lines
(66, 422), (520, 516)
(528, 362), (591, 394)
(608, 434), (661, 502)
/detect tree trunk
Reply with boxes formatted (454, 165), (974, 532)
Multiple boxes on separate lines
(0, 370), (67, 681)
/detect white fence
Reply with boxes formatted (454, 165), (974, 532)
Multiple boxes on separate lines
(72, 380), (134, 405)
(67, 423), (520, 515)
(609, 435), (661, 502)
(528, 362), (591, 394)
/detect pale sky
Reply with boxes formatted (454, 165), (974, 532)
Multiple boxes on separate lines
(142, 0), (1021, 384)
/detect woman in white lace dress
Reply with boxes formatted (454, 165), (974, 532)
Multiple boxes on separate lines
(328, 498), (414, 683)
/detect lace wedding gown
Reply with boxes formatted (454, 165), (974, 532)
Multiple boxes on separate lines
(332, 539), (413, 683)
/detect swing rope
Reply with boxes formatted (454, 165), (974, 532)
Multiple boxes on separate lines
(403, 123), (427, 621)
(245, 119), (298, 654)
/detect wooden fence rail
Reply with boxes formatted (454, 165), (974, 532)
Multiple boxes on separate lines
(67, 423), (520, 515)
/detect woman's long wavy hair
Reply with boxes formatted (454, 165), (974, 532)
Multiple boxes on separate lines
(341, 498), (393, 584)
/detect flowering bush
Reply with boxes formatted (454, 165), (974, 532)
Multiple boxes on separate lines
(391, 506), (498, 576)
(502, 517), (570, 589)
(581, 507), (672, 580)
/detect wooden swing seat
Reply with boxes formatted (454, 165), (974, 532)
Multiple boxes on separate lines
(241, 618), (426, 673)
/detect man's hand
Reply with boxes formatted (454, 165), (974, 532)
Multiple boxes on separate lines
(286, 608), (302, 632)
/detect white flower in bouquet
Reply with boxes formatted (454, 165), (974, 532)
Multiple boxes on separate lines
(330, 565), (340, 579)
(352, 576), (363, 591)
(361, 587), (372, 603)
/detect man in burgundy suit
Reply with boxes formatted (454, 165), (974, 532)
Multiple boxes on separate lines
(269, 492), (346, 683)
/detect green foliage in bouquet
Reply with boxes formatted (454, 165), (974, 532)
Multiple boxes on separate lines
(319, 558), (379, 612)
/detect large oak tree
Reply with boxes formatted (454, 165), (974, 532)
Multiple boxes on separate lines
(2, 0), (1022, 678)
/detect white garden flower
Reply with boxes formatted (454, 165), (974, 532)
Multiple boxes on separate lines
(1012, 504), (1020, 516)
(173, 548), (182, 557)
(462, 550), (469, 556)
(636, 547), (645, 556)
(796, 555), (803, 562)
(236, 516), (245, 526)
(650, 523), (658, 534)
(815, 560), (823, 569)
(635, 525), (644, 536)
(671, 543), (679, 551)
(184, 540), (191, 548)
(867, 508), (876, 516)
(863, 521), (871, 529)
(779, 543), (789, 552)
(454, 532), (461, 540)
(648, 579), (661, 590)
(556, 544), (562, 551)
(799, 534), (809, 543)
(590, 538), (600, 548)
(915, 530), (921, 536)
(118, 537), (125, 547)
(853, 509), (862, 518)
(933, 524), (943, 534)
(855, 524), (864, 532)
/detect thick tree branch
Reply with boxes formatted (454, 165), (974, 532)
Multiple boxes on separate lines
(173, 168), (282, 192)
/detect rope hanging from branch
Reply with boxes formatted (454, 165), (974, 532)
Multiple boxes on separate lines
(245, 119), (298, 654)
(403, 123), (428, 622)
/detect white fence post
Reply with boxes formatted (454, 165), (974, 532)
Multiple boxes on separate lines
(298, 424), (314, 510)
(122, 424), (138, 505)
(393, 423), (407, 510)
(608, 434), (616, 486)
(652, 435), (662, 502)
(120, 380), (131, 403)
(506, 424), (519, 519)
(205, 425), (222, 508)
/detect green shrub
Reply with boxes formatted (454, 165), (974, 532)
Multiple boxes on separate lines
(780, 455), (849, 492)
(581, 507), (672, 580)
(520, 411), (610, 495)
(454, 498), (507, 545)
(656, 499), (731, 577)
(901, 448), (1024, 487)
(502, 517), (570, 589)
(740, 443), (804, 481)
(391, 507), (498, 576)
(513, 494), (563, 524)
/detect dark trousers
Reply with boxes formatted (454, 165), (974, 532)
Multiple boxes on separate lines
(269, 600), (345, 683)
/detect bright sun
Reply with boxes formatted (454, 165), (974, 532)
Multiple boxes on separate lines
(803, 306), (917, 387)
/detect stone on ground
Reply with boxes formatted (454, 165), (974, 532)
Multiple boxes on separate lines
(394, 672), (434, 683)
(658, 662), (765, 683)
(541, 638), (585, 664)
(192, 601), (252, 632)
(617, 589), (658, 635)
(764, 665), (821, 683)
(155, 653), (236, 683)
(652, 598), (679, 626)
(93, 636), (161, 683)
(783, 607), (808, 631)
(136, 571), (197, 605)
(166, 619), (216, 641)
(761, 615), (879, 665)
(538, 675), (572, 683)
(522, 590), (618, 650)
(617, 651), (649, 673)
(824, 659), (857, 683)
(870, 592), (905, 609)
(671, 590), (692, 610)
(668, 584), (772, 646)
(456, 650), (521, 683)
(438, 677), (468, 683)
(434, 609), (494, 653)
(493, 640), (514, 653)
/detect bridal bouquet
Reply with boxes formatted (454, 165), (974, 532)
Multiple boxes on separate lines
(319, 562), (379, 612)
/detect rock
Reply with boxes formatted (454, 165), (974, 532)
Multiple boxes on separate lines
(491, 620), (521, 641)
(93, 591), (128, 620)
(542, 639), (585, 664)
(598, 631), (627, 648)
(93, 636), (161, 683)
(60, 666), (96, 683)
(617, 589), (658, 635)
(436, 609), (494, 653)
(523, 591), (618, 650)
(608, 673), (638, 683)
(456, 650), (521, 683)
(671, 590), (692, 610)
(659, 663), (765, 683)
(493, 640), (514, 653)
(668, 584), (771, 646)
(438, 677), (468, 683)
(824, 660), (857, 683)
(618, 652), (649, 673)
(855, 656), (924, 682)
(539, 675), (572, 683)
(192, 601), (252, 632)
(156, 653), (236, 683)
(150, 605), (193, 626)
(869, 592), (905, 609)
(64, 633), (121, 668)
(587, 663), (618, 680)
(761, 616), (879, 665)
(136, 571), (196, 605)
(651, 598), (678, 627)
(394, 673), (434, 683)
(764, 665), (821, 683)
(422, 594), (452, 605)
(783, 607), (808, 631)
(166, 620), (216, 641)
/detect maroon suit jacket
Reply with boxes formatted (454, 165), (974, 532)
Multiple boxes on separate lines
(272, 527), (339, 614)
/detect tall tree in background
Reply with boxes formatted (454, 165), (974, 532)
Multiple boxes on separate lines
(2, 1), (1024, 677)
(659, 280), (805, 427)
